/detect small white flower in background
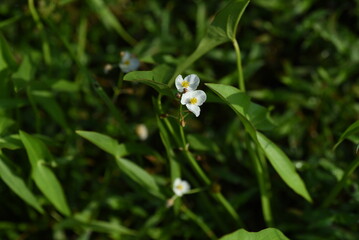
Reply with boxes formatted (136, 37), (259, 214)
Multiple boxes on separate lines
(175, 74), (200, 93)
(119, 51), (140, 73)
(135, 124), (148, 141)
(173, 178), (190, 197)
(181, 90), (207, 117)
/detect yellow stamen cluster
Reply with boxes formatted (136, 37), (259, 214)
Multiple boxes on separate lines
(181, 81), (190, 88)
(190, 97), (198, 104)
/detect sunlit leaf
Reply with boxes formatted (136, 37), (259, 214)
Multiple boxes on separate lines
(19, 130), (71, 216)
(206, 83), (275, 132)
(256, 132), (312, 202)
(219, 228), (290, 240)
(76, 130), (126, 157)
(0, 155), (44, 213)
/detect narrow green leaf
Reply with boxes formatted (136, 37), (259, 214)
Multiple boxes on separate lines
(213, 0), (250, 41)
(76, 130), (126, 158)
(0, 134), (22, 150)
(219, 228), (290, 240)
(0, 33), (17, 73)
(77, 130), (164, 198)
(169, 0), (250, 85)
(206, 83), (275, 132)
(12, 55), (34, 91)
(0, 155), (44, 213)
(19, 130), (71, 216)
(0, 98), (27, 109)
(333, 120), (359, 150)
(31, 90), (69, 130)
(256, 132), (312, 202)
(116, 158), (163, 199)
(57, 217), (136, 235)
(87, 0), (136, 45)
(124, 69), (174, 97)
(0, 117), (14, 135)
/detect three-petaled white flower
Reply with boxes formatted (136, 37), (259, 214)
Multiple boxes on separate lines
(119, 51), (140, 73)
(181, 90), (207, 117)
(175, 74), (200, 93)
(173, 178), (190, 197)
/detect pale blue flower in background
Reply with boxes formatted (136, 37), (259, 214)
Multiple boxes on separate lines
(119, 51), (140, 73)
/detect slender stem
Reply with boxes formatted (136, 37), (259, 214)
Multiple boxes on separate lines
(247, 139), (273, 226)
(28, 0), (51, 65)
(322, 156), (359, 208)
(233, 38), (245, 92)
(178, 124), (244, 228)
(181, 205), (218, 240)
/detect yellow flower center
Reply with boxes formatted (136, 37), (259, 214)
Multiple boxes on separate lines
(124, 60), (130, 65)
(190, 97), (197, 104)
(181, 81), (190, 88)
(176, 184), (183, 190)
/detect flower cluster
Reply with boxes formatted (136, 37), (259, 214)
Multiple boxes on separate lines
(175, 74), (207, 117)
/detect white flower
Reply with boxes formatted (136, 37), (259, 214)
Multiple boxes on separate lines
(180, 90), (207, 117)
(119, 51), (140, 73)
(175, 74), (200, 93)
(173, 178), (190, 197)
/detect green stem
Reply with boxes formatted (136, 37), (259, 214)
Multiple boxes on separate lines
(28, 0), (51, 65)
(247, 139), (273, 226)
(322, 156), (359, 208)
(182, 205), (218, 240)
(179, 124), (244, 228)
(233, 38), (245, 92)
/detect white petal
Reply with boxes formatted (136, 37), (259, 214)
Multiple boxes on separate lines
(184, 74), (200, 91)
(173, 178), (190, 197)
(175, 75), (184, 92)
(186, 103), (201, 117)
(180, 91), (191, 105)
(191, 90), (207, 106)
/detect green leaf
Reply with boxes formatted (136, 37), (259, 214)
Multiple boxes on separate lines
(124, 69), (174, 97)
(57, 217), (136, 236)
(76, 130), (126, 158)
(87, 0), (136, 45)
(206, 83), (275, 132)
(12, 55), (34, 91)
(169, 0), (250, 85)
(116, 158), (163, 199)
(31, 90), (69, 130)
(0, 117), (14, 135)
(77, 130), (164, 199)
(19, 130), (71, 216)
(0, 33), (17, 73)
(0, 98), (27, 109)
(219, 228), (290, 240)
(211, 0), (250, 41)
(0, 155), (44, 213)
(256, 132), (312, 202)
(0, 134), (22, 150)
(333, 120), (359, 150)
